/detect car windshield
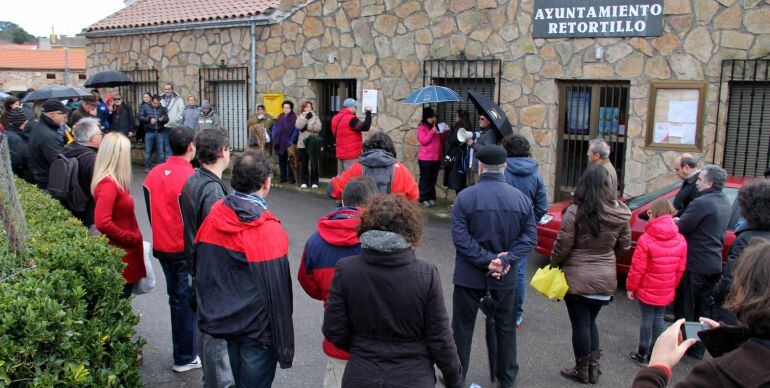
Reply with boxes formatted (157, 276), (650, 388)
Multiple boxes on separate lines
(626, 182), (681, 210)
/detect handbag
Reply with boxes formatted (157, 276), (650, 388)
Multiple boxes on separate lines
(530, 264), (568, 301)
(133, 241), (156, 295)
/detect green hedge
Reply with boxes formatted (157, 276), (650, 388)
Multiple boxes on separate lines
(0, 178), (142, 387)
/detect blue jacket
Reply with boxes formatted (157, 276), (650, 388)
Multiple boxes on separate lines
(504, 157), (548, 220)
(451, 173), (537, 290)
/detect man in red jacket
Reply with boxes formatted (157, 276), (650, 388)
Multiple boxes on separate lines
(331, 98), (372, 174)
(298, 176), (378, 388)
(143, 126), (200, 373)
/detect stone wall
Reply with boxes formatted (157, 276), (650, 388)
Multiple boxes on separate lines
(0, 69), (86, 91)
(87, 0), (770, 198)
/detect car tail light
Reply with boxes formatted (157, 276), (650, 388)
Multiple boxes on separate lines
(538, 214), (554, 225)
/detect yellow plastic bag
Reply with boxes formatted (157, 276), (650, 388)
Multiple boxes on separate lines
(530, 265), (569, 301)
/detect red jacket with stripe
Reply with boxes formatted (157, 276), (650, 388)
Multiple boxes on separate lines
(194, 195), (294, 368)
(626, 215), (688, 306)
(298, 207), (362, 360)
(143, 156), (195, 260)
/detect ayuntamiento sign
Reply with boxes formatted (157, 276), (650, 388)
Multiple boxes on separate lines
(532, 0), (664, 39)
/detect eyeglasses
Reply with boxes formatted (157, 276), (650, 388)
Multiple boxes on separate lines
(113, 98), (122, 101)
(479, 117), (488, 121)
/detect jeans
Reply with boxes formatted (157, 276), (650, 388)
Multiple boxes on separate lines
(197, 330), (234, 388)
(452, 285), (518, 387)
(564, 295), (603, 357)
(160, 130), (171, 160)
(297, 148), (319, 186)
(226, 339), (277, 388)
(159, 259), (197, 366)
(144, 131), (167, 169)
(638, 302), (665, 352)
(516, 258), (527, 320)
(418, 160), (441, 202)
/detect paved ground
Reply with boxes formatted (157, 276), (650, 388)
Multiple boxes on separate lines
(128, 170), (701, 387)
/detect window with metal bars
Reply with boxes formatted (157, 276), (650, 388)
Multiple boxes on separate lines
(556, 81), (629, 201)
(118, 68), (159, 137)
(718, 59), (769, 178)
(199, 66), (249, 151)
(422, 58), (501, 131)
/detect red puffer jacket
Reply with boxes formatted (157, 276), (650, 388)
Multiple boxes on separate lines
(626, 215), (687, 306)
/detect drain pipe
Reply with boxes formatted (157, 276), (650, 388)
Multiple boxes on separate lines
(250, 23), (257, 113)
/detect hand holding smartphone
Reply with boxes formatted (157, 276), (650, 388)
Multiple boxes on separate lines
(681, 321), (710, 341)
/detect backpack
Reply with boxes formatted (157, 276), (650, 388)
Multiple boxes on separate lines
(48, 153), (89, 212)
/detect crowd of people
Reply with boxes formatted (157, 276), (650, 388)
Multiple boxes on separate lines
(1, 85), (770, 388)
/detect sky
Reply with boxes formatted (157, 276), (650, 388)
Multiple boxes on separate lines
(4, 0), (126, 38)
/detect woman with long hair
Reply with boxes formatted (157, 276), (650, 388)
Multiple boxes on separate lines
(550, 164), (631, 384)
(92, 132), (145, 297)
(417, 107), (444, 207)
(295, 100), (323, 189)
(444, 109), (471, 204)
(323, 195), (462, 387)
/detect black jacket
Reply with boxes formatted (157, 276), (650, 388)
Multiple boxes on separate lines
(5, 123), (33, 183)
(195, 195), (294, 368)
(673, 173), (699, 217)
(677, 188), (732, 275)
(323, 248), (463, 388)
(68, 105), (93, 128)
(180, 167), (231, 263)
(27, 115), (63, 188)
(138, 103), (168, 133)
(451, 173), (538, 290)
(60, 142), (97, 226)
(715, 222), (770, 302)
(109, 103), (135, 135)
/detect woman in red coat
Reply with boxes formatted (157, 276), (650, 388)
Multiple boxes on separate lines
(626, 199), (687, 364)
(92, 132), (145, 297)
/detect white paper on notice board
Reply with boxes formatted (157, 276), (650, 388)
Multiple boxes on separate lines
(654, 122), (670, 143)
(362, 89), (378, 113)
(668, 100), (698, 123)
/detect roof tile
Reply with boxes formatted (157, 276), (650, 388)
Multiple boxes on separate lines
(0, 49), (86, 70)
(87, 0), (280, 32)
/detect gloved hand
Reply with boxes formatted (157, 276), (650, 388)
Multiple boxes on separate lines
(306, 112), (313, 119)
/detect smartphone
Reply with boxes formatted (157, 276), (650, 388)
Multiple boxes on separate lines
(681, 321), (709, 341)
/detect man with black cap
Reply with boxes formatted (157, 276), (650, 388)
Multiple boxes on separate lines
(451, 144), (537, 388)
(4, 107), (33, 183)
(28, 99), (68, 189)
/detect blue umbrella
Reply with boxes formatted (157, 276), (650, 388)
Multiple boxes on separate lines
(0, 91), (10, 100)
(402, 86), (461, 105)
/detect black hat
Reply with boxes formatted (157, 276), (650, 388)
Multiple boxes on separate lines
(41, 99), (67, 113)
(5, 107), (27, 126)
(476, 144), (507, 165)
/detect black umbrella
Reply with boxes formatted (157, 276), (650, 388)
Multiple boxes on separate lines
(480, 270), (501, 383)
(468, 91), (513, 138)
(84, 70), (132, 88)
(21, 85), (93, 102)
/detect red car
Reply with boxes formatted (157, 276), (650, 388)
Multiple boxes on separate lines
(536, 176), (753, 275)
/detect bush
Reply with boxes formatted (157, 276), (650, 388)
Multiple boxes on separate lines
(0, 178), (142, 386)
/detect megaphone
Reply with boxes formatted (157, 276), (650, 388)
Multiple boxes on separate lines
(457, 127), (479, 143)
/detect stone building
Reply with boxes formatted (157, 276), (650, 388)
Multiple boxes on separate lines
(85, 0), (770, 199)
(0, 47), (86, 91)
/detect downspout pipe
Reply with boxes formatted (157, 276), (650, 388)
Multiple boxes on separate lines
(251, 23), (257, 113)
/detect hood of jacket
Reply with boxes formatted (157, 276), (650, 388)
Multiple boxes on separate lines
(644, 214), (680, 241)
(598, 200), (632, 228)
(358, 149), (396, 168)
(318, 207), (361, 247)
(200, 109), (216, 118)
(505, 157), (539, 176)
(206, 194), (272, 235)
(61, 141), (97, 158)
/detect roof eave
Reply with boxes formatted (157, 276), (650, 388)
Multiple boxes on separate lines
(82, 14), (279, 38)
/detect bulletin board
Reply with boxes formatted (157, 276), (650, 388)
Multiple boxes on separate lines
(646, 81), (706, 151)
(263, 94), (285, 118)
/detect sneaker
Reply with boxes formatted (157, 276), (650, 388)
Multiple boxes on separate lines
(515, 316), (523, 328)
(311, 184), (319, 189)
(420, 201), (431, 207)
(300, 184), (308, 189)
(173, 356), (202, 373)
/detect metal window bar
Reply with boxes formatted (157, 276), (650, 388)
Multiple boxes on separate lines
(199, 66), (249, 151)
(556, 81), (629, 201)
(718, 59), (770, 177)
(118, 68), (159, 128)
(422, 59), (502, 132)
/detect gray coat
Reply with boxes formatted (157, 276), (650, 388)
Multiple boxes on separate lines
(181, 105), (200, 128)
